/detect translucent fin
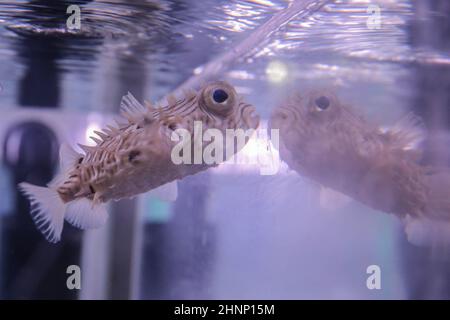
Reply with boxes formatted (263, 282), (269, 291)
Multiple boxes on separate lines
(423, 168), (450, 221)
(65, 198), (108, 229)
(120, 92), (147, 123)
(319, 186), (352, 211)
(403, 216), (450, 247)
(47, 144), (82, 189)
(384, 112), (426, 152)
(59, 143), (82, 171)
(18, 183), (66, 243)
(148, 181), (178, 202)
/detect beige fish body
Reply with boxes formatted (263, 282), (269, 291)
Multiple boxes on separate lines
(270, 89), (450, 246)
(19, 81), (259, 242)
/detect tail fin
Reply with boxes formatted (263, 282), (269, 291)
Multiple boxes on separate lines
(19, 144), (109, 242)
(404, 168), (450, 247)
(424, 168), (450, 221)
(18, 182), (66, 243)
(404, 216), (450, 247)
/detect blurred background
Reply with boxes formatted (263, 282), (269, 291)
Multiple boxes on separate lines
(0, 0), (449, 299)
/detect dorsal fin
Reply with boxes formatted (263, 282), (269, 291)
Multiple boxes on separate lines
(120, 92), (147, 124)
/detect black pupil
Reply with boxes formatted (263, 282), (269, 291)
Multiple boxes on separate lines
(213, 89), (228, 103)
(315, 96), (330, 110)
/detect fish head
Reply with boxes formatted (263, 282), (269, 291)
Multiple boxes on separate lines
(153, 81), (259, 165)
(196, 80), (260, 132)
(270, 89), (344, 147)
(269, 89), (362, 178)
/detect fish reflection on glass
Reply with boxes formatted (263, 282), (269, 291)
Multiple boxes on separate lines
(270, 89), (450, 246)
(19, 81), (259, 243)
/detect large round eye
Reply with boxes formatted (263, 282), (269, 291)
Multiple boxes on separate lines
(315, 96), (330, 111)
(200, 81), (237, 115)
(212, 89), (229, 104)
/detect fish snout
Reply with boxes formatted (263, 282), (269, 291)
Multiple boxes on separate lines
(269, 108), (295, 132)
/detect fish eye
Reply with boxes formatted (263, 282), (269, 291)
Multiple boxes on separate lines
(315, 96), (330, 111)
(201, 81), (237, 116)
(212, 89), (229, 104)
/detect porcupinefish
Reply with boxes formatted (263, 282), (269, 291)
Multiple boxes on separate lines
(19, 81), (259, 243)
(270, 89), (450, 246)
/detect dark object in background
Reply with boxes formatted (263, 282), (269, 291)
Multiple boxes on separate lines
(15, 0), (93, 108)
(402, 0), (450, 300)
(1, 122), (81, 299)
(141, 174), (216, 300)
(409, 0), (450, 53)
(0, 0), (91, 300)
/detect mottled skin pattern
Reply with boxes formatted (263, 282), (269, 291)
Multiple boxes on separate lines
(270, 90), (450, 221)
(57, 81), (259, 204)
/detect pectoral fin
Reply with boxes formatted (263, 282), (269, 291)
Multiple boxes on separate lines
(319, 186), (352, 211)
(65, 198), (109, 229)
(382, 112), (425, 160)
